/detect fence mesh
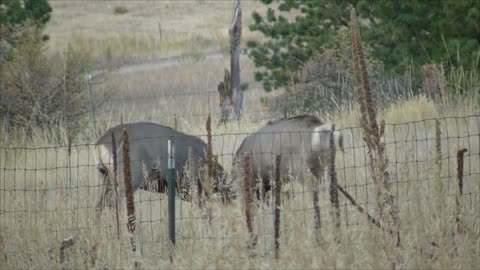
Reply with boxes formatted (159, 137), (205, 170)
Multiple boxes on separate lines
(1, 115), (479, 263)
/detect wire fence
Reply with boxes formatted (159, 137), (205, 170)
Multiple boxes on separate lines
(1, 115), (479, 263)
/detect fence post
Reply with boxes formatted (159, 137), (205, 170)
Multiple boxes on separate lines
(168, 137), (176, 259)
(158, 22), (162, 41)
(197, 123), (204, 207)
(205, 114), (213, 225)
(274, 155), (282, 260)
(213, 155), (218, 192)
(121, 129), (139, 269)
(206, 114), (213, 191)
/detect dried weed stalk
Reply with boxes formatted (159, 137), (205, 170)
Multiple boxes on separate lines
(456, 148), (467, 234)
(59, 236), (75, 268)
(328, 125), (341, 239)
(242, 153), (257, 257)
(111, 131), (120, 240)
(350, 8), (401, 267)
(434, 120), (444, 212)
(274, 155), (282, 260)
(121, 128), (139, 268)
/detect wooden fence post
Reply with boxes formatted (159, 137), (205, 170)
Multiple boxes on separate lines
(206, 114), (213, 191)
(205, 114), (214, 225)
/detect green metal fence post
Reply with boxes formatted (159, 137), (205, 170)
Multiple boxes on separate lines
(168, 137), (176, 254)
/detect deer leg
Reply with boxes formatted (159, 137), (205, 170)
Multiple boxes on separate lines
(141, 168), (161, 192)
(262, 176), (273, 205)
(251, 174), (272, 206)
(256, 187), (262, 202)
(197, 176), (204, 208)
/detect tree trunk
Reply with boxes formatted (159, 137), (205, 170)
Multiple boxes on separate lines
(230, 0), (242, 120)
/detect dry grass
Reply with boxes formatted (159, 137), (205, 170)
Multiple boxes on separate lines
(45, 1), (266, 65)
(1, 97), (479, 269)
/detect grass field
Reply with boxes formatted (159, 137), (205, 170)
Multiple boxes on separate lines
(1, 1), (480, 269)
(45, 1), (266, 66)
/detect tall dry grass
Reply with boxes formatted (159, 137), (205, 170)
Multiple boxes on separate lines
(1, 95), (479, 269)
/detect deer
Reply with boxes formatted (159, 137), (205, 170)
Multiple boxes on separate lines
(232, 114), (344, 228)
(94, 122), (225, 212)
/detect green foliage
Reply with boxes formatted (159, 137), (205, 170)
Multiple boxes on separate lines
(357, 0), (480, 71)
(247, 0), (353, 91)
(0, 0), (52, 27)
(1, 0), (52, 61)
(247, 0), (480, 91)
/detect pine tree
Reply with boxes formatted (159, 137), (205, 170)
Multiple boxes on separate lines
(247, 0), (480, 91)
(1, 0), (52, 60)
(0, 0), (51, 27)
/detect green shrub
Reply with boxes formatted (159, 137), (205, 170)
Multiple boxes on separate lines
(1, 24), (108, 142)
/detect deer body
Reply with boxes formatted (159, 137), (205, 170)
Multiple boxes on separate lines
(233, 114), (343, 211)
(94, 122), (220, 210)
